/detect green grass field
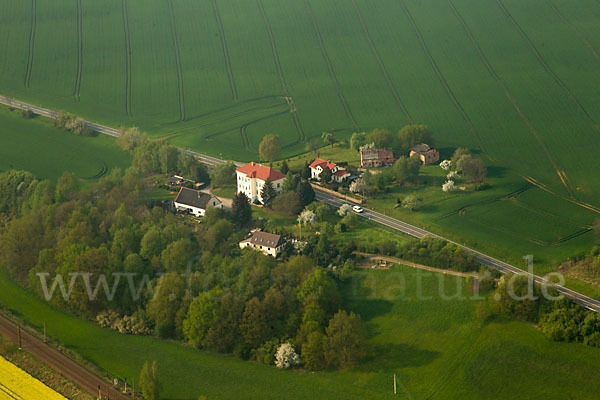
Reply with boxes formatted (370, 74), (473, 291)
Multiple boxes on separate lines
(1, 265), (600, 399)
(0, 107), (130, 180)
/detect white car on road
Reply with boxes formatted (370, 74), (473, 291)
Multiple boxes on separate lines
(352, 205), (364, 213)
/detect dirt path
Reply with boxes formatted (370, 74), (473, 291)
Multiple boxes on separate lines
(354, 252), (477, 279)
(0, 313), (129, 400)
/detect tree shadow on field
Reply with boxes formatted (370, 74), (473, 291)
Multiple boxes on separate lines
(358, 343), (440, 372)
(341, 275), (395, 322)
(486, 165), (508, 179)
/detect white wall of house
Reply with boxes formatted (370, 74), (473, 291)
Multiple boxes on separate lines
(174, 197), (222, 217)
(236, 171), (284, 203)
(239, 241), (283, 257)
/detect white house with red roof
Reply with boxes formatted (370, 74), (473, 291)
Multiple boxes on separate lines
(236, 162), (286, 203)
(309, 158), (350, 183)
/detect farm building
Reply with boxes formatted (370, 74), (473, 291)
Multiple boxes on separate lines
(239, 230), (286, 257)
(360, 148), (395, 168)
(236, 162), (285, 203)
(409, 144), (440, 165)
(309, 158), (350, 183)
(173, 187), (222, 216)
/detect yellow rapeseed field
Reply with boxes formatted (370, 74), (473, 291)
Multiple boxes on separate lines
(0, 355), (66, 400)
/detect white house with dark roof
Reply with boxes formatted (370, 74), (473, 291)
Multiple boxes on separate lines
(239, 230), (286, 257)
(173, 187), (222, 216)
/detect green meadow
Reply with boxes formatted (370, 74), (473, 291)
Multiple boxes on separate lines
(1, 266), (600, 399)
(0, 107), (130, 180)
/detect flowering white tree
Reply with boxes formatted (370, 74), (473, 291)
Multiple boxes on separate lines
(440, 159), (452, 171)
(349, 178), (366, 194)
(275, 343), (301, 369)
(359, 142), (375, 151)
(298, 209), (316, 226)
(338, 204), (353, 216)
(442, 180), (456, 192)
(446, 171), (459, 181)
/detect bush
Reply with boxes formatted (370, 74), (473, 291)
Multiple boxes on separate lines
(272, 191), (302, 216)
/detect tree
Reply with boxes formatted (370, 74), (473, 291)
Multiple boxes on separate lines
(273, 191), (302, 216)
(305, 139), (320, 155)
(300, 161), (311, 180)
(259, 134), (282, 162)
(324, 311), (367, 369)
(282, 172), (300, 192)
(302, 331), (327, 370)
(489, 274), (540, 321)
(366, 128), (393, 149)
(161, 238), (193, 272)
(349, 179), (366, 195)
(402, 195), (420, 211)
(322, 131), (336, 148)
(159, 143), (179, 174)
(231, 192), (252, 227)
(117, 127), (141, 151)
(319, 166), (332, 184)
(183, 290), (219, 349)
(462, 158), (487, 184)
(442, 180), (456, 192)
(338, 204), (353, 217)
(139, 361), (162, 400)
(451, 148), (471, 168)
(211, 162), (236, 187)
(260, 178), (277, 207)
(594, 219), (600, 242)
(350, 132), (367, 151)
(147, 273), (186, 338)
(55, 171), (79, 203)
(240, 297), (269, 348)
(440, 159), (452, 171)
(280, 160), (289, 174)
(274, 343), (301, 369)
(392, 156), (421, 183)
(397, 124), (433, 151)
(297, 181), (315, 206)
(298, 209), (316, 227)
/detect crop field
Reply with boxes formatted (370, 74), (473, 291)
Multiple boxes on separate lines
(1, 266), (600, 399)
(0, 355), (66, 400)
(0, 107), (130, 180)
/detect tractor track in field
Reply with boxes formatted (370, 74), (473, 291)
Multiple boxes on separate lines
(212, 0), (238, 102)
(24, 0), (36, 89)
(162, 101), (287, 138)
(398, 0), (486, 154)
(121, 0), (132, 117)
(168, 0), (187, 122)
(447, 0), (575, 197)
(352, 0), (413, 123)
(257, 0), (305, 143)
(303, 0), (359, 132)
(546, 0), (600, 67)
(74, 0), (83, 101)
(522, 174), (600, 214)
(495, 0), (598, 127)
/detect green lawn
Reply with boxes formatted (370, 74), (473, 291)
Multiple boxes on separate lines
(0, 107), (130, 180)
(1, 265), (600, 399)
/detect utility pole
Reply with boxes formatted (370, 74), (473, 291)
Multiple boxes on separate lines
(17, 326), (22, 349)
(98, 385), (101, 400)
(393, 374), (397, 394)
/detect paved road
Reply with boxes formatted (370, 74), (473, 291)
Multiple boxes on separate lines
(316, 191), (600, 312)
(3, 94), (599, 312)
(0, 313), (129, 400)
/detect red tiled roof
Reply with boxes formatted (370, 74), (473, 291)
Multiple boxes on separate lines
(309, 158), (337, 170)
(236, 162), (285, 181)
(334, 170), (350, 176)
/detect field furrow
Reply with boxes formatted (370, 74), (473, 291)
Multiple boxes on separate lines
(256, 0), (305, 143)
(303, 0), (359, 131)
(167, 0), (186, 122)
(121, 0), (132, 116)
(24, 0), (36, 88)
(446, 0), (573, 196)
(397, 0), (484, 152)
(351, 0), (412, 123)
(545, 0), (600, 66)
(212, 0), (238, 102)
(74, 0), (82, 101)
(494, 0), (598, 127)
